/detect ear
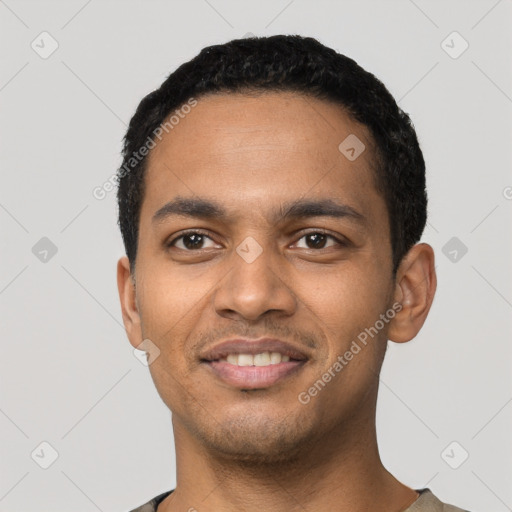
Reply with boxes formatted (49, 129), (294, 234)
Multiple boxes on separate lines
(117, 256), (143, 349)
(387, 243), (437, 343)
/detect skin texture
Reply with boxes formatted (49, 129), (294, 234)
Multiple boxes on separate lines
(117, 91), (437, 512)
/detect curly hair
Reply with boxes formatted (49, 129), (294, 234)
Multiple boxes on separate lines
(116, 34), (427, 276)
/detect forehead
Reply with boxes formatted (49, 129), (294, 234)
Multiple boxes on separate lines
(148, 91), (374, 165)
(141, 91), (384, 230)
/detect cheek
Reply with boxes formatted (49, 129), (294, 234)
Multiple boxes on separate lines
(297, 263), (384, 333)
(297, 262), (391, 390)
(139, 271), (205, 409)
(138, 264), (209, 338)
(304, 269), (388, 396)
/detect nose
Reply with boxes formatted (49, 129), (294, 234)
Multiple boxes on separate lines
(213, 237), (297, 322)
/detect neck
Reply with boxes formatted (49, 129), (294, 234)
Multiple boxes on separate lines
(159, 403), (418, 512)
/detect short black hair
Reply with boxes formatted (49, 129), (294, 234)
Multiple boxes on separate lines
(116, 34), (427, 276)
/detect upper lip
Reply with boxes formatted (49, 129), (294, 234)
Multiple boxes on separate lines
(200, 338), (309, 362)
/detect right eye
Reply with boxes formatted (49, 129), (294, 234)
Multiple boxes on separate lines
(167, 230), (220, 251)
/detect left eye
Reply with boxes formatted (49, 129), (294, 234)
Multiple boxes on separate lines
(294, 232), (344, 250)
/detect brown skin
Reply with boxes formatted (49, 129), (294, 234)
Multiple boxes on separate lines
(117, 92), (436, 512)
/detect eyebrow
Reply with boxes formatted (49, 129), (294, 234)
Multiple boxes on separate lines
(152, 196), (367, 226)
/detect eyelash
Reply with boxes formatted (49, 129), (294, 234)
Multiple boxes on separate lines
(166, 229), (348, 251)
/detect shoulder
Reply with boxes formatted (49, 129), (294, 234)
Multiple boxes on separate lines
(407, 488), (472, 512)
(127, 488), (473, 512)
(128, 490), (174, 512)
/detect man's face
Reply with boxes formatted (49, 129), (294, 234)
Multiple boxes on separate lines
(129, 92), (396, 462)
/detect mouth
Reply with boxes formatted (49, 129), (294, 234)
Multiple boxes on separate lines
(200, 338), (309, 390)
(203, 352), (306, 389)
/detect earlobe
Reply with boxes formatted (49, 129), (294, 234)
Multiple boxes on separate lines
(387, 243), (437, 344)
(117, 256), (143, 348)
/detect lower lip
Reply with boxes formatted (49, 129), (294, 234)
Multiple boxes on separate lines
(205, 360), (306, 389)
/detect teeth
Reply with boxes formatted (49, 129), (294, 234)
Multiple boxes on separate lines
(237, 354), (253, 366)
(227, 354), (238, 365)
(270, 351), (282, 364)
(254, 352), (270, 366)
(218, 352), (291, 366)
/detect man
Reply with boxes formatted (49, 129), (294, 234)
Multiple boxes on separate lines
(116, 35), (470, 512)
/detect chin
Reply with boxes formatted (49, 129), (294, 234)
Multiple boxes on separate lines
(194, 412), (316, 466)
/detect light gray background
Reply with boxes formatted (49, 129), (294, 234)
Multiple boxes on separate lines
(1, 1), (511, 511)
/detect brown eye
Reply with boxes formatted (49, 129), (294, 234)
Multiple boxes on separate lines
(167, 231), (218, 251)
(305, 233), (328, 249)
(295, 232), (346, 250)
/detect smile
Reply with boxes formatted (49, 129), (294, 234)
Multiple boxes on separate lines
(219, 351), (291, 366)
(204, 356), (306, 389)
